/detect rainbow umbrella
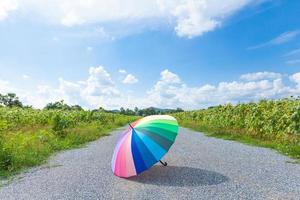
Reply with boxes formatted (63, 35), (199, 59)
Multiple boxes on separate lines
(111, 115), (179, 178)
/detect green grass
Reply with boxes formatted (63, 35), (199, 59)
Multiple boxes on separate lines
(179, 121), (300, 163)
(0, 111), (138, 177)
(0, 107), (139, 177)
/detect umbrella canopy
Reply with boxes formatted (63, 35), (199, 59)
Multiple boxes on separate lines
(111, 115), (179, 178)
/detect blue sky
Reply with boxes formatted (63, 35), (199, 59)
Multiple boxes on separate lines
(0, 0), (299, 109)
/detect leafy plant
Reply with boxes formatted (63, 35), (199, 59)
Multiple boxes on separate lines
(292, 106), (300, 134)
(0, 107), (138, 176)
(173, 97), (300, 159)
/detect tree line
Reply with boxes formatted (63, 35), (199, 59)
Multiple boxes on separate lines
(0, 93), (184, 116)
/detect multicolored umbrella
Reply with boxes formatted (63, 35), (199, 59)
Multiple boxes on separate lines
(111, 115), (179, 178)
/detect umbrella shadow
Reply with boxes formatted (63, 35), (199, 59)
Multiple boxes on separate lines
(128, 165), (229, 187)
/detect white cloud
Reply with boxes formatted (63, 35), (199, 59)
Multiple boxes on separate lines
(286, 59), (300, 65)
(240, 71), (282, 81)
(283, 48), (300, 65)
(248, 30), (300, 50)
(147, 69), (185, 108)
(4, 0), (263, 38)
(27, 85), (61, 108)
(119, 69), (127, 74)
(289, 72), (300, 93)
(0, 79), (11, 93)
(64, 26), (115, 40)
(52, 37), (59, 42)
(171, 0), (220, 38)
(119, 69), (138, 84)
(22, 74), (30, 79)
(290, 72), (300, 85)
(0, 0), (18, 21)
(168, 0), (253, 38)
(14, 66), (122, 109)
(270, 31), (300, 45)
(284, 48), (300, 57)
(58, 78), (83, 103)
(83, 66), (119, 97)
(146, 70), (297, 109)
(86, 46), (93, 52)
(2, 67), (300, 110)
(122, 74), (138, 84)
(216, 80), (273, 101)
(160, 69), (181, 84)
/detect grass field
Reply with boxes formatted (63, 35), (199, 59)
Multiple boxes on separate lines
(173, 98), (300, 161)
(0, 107), (138, 176)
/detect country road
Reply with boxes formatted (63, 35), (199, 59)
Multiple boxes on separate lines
(0, 127), (299, 200)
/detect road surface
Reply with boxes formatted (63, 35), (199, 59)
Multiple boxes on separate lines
(0, 127), (299, 200)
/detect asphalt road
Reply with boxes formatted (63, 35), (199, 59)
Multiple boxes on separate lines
(0, 127), (299, 200)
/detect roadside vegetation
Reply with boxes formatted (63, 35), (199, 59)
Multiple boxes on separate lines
(173, 98), (300, 161)
(0, 93), (138, 176)
(2, 91), (299, 177)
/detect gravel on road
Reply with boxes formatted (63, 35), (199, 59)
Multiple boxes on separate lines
(0, 127), (299, 200)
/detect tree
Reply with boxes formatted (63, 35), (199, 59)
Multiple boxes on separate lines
(0, 93), (23, 107)
(44, 100), (71, 110)
(70, 105), (83, 111)
(98, 107), (106, 112)
(144, 107), (156, 116)
(125, 108), (135, 115)
(138, 109), (144, 116)
(45, 101), (84, 111)
(120, 107), (125, 115)
(176, 107), (184, 112)
(134, 107), (139, 115)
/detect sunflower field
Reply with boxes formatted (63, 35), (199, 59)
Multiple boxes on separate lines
(173, 98), (300, 160)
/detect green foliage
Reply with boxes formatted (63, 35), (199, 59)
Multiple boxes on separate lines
(44, 100), (83, 111)
(291, 106), (300, 134)
(121, 107), (184, 116)
(0, 93), (23, 108)
(95, 106), (184, 116)
(52, 114), (69, 137)
(173, 98), (300, 159)
(0, 107), (137, 176)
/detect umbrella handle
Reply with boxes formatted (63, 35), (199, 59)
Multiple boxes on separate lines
(129, 123), (134, 129)
(159, 160), (168, 166)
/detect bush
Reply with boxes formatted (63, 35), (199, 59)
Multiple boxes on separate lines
(52, 114), (69, 137)
(173, 98), (300, 159)
(292, 106), (300, 134)
(0, 107), (138, 176)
